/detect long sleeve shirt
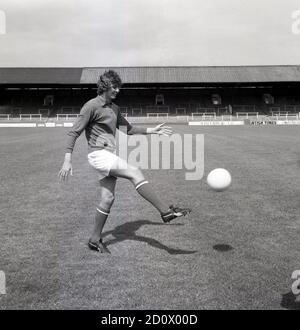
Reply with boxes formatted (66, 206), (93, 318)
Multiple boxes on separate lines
(65, 95), (147, 154)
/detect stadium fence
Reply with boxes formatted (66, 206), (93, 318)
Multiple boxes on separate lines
(236, 112), (259, 119)
(271, 110), (288, 116)
(146, 113), (169, 119)
(191, 112), (217, 120)
(20, 114), (42, 121)
(56, 114), (80, 120)
(176, 115), (190, 122)
(0, 114), (10, 120)
(271, 113), (300, 120)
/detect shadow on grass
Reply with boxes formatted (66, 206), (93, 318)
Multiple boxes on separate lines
(280, 291), (300, 310)
(213, 244), (234, 252)
(102, 220), (197, 255)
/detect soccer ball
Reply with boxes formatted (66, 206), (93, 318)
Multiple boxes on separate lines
(207, 168), (232, 191)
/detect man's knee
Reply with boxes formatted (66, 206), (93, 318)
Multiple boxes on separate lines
(128, 166), (144, 182)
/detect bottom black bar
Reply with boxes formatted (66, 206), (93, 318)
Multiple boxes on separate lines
(0, 309), (297, 328)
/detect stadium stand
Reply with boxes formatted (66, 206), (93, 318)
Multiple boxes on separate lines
(0, 66), (300, 123)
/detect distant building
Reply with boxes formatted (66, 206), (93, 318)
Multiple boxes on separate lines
(0, 66), (300, 117)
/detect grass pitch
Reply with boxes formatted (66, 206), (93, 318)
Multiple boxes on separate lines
(0, 125), (299, 310)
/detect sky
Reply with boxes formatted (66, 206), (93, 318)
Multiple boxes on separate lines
(0, 0), (299, 67)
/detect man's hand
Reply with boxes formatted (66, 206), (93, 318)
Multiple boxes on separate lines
(149, 123), (173, 136)
(58, 161), (73, 182)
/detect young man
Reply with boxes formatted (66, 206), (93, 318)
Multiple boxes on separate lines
(58, 70), (191, 253)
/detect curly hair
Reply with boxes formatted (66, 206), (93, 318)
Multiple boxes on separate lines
(97, 70), (122, 95)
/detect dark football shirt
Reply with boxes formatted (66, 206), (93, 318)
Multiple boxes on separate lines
(65, 95), (147, 153)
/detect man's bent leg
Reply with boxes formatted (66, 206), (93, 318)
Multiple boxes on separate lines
(110, 158), (191, 222)
(110, 158), (169, 214)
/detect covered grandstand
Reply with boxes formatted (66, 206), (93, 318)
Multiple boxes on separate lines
(0, 66), (300, 122)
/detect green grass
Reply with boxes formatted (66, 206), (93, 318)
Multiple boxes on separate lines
(0, 125), (300, 310)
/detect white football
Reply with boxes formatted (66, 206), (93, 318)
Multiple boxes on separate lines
(207, 168), (232, 191)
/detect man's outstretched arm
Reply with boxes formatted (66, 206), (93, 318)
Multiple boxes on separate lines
(118, 112), (173, 136)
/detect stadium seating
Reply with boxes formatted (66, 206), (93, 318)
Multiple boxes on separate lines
(1, 89), (300, 121)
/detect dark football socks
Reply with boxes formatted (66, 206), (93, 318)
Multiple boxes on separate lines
(135, 180), (169, 214)
(90, 207), (110, 243)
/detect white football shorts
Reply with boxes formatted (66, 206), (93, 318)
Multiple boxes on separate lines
(87, 149), (120, 180)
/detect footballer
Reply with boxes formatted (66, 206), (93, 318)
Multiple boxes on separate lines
(58, 70), (191, 253)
